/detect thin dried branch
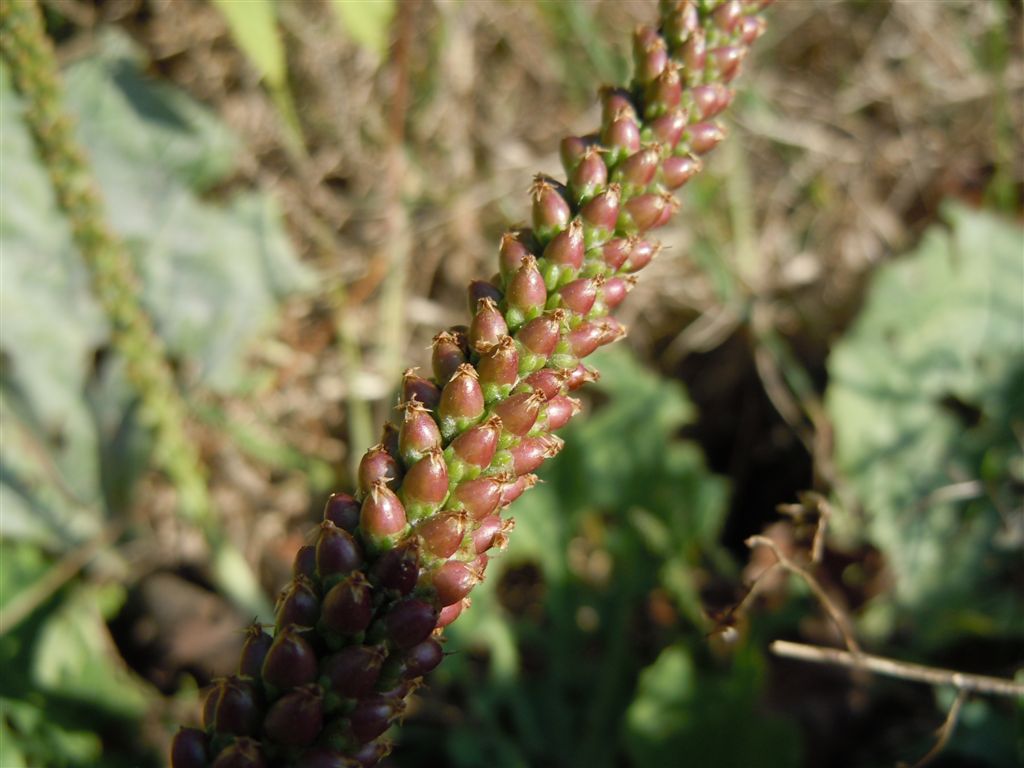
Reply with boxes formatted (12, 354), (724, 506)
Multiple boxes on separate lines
(902, 689), (968, 768)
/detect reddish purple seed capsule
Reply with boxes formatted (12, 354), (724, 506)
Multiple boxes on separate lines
(543, 218), (585, 270)
(662, 154), (702, 190)
(238, 623), (273, 679)
(262, 626), (317, 690)
(275, 574), (320, 631)
(371, 541), (420, 595)
(401, 447), (450, 509)
(449, 416), (502, 469)
(530, 176), (572, 241)
(321, 572), (374, 635)
(401, 369), (441, 412)
(469, 297), (508, 350)
(649, 108), (688, 149)
(416, 511), (469, 559)
(349, 697), (404, 744)
(431, 329), (469, 385)
(559, 277), (599, 316)
(581, 184), (621, 234)
(322, 644), (386, 698)
(450, 476), (504, 520)
(430, 560), (481, 606)
(402, 637), (445, 678)
(170, 727), (209, 768)
(493, 391), (545, 436)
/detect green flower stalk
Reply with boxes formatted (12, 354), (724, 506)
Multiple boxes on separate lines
(173, 1), (769, 765)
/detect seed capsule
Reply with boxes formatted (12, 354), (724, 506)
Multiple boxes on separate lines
(205, 676), (261, 737)
(709, 46), (746, 82)
(598, 275), (637, 311)
(239, 624), (273, 679)
(567, 321), (606, 358)
(472, 514), (513, 554)
(449, 476), (503, 519)
(349, 697), (405, 744)
(324, 492), (361, 533)
(601, 108), (641, 165)
(498, 230), (536, 280)
(348, 741), (393, 768)
(436, 598), (466, 629)
(357, 444), (402, 499)
(402, 637), (444, 678)
(401, 369), (441, 413)
(262, 626), (317, 690)
(543, 395), (582, 431)
(500, 472), (539, 505)
(566, 363), (599, 391)
(681, 27), (706, 75)
(662, 0), (699, 49)
(386, 598), (439, 649)
(170, 727), (209, 768)
(493, 391), (545, 436)
(560, 134), (592, 172)
(263, 684), (324, 747)
(530, 176), (572, 242)
(469, 297), (508, 351)
(644, 65), (683, 119)
(558, 277), (599, 316)
(568, 147), (608, 203)
(624, 193), (671, 233)
(400, 447), (450, 519)
(713, 0), (743, 32)
(437, 364), (485, 440)
(360, 480), (408, 548)
(542, 218), (585, 272)
(690, 83), (728, 120)
(505, 254), (548, 329)
(662, 154), (702, 189)
(516, 312), (563, 370)
(508, 434), (564, 475)
(323, 644), (386, 699)
(431, 330), (469, 385)
(477, 336), (519, 402)
(624, 239), (660, 272)
(292, 544), (317, 580)
(321, 572), (374, 635)
(370, 541), (420, 595)
(295, 749), (353, 768)
(275, 575), (321, 631)
(580, 184), (621, 238)
(648, 108), (688, 150)
(316, 521), (364, 579)
(210, 738), (266, 768)
(686, 121), (726, 154)
(633, 25), (668, 83)
(397, 399), (442, 465)
(601, 236), (637, 271)
(431, 560), (481, 606)
(467, 279), (503, 312)
(522, 367), (573, 400)
(415, 511), (469, 559)
(600, 86), (638, 125)
(447, 416), (502, 473)
(615, 146), (662, 190)
(740, 15), (767, 44)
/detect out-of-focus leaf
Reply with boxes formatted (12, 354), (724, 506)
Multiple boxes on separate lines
(330, 0), (396, 59)
(0, 698), (101, 768)
(211, 0), (286, 89)
(827, 203), (1024, 643)
(624, 643), (801, 768)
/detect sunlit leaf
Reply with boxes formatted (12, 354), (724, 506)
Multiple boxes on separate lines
(330, 0), (395, 59)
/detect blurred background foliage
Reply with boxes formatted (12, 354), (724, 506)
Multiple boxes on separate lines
(0, 1), (1021, 767)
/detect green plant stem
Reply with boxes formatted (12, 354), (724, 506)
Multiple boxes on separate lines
(0, 0), (269, 620)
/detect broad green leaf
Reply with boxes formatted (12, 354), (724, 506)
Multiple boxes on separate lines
(827, 203), (1024, 643)
(211, 0), (286, 89)
(0, 698), (101, 768)
(330, 0), (396, 59)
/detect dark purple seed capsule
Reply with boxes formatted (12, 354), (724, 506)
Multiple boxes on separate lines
(601, 236), (636, 271)
(633, 25), (668, 83)
(349, 697), (404, 744)
(580, 184), (620, 234)
(469, 297), (508, 350)
(505, 255), (547, 326)
(498, 230), (534, 279)
(601, 109), (641, 164)
(516, 313), (562, 359)
(317, 520), (364, 578)
(386, 598), (439, 649)
(449, 476), (504, 520)
(662, 154), (702, 189)
(649, 108), (688, 150)
(262, 626), (318, 690)
(380, 422), (400, 461)
(401, 369), (441, 413)
(430, 560), (481, 606)
(349, 741), (392, 768)
(437, 364), (485, 439)
(293, 544), (317, 580)
(322, 572), (373, 635)
(568, 147), (608, 203)
(397, 400), (442, 465)
(275, 575), (321, 631)
(544, 395), (582, 431)
(559, 277), (599, 316)
(477, 337), (519, 399)
(323, 644), (387, 698)
(709, 45), (746, 82)
(435, 598), (465, 629)
(400, 447), (450, 515)
(681, 28), (707, 74)
(402, 637), (444, 678)
(431, 330), (468, 385)
(208, 676), (261, 737)
(171, 727), (209, 768)
(467, 279), (503, 313)
(210, 738), (266, 768)
(530, 176), (572, 241)
(324, 492), (361, 533)
(264, 684), (324, 747)
(543, 218), (585, 270)
(239, 624), (273, 679)
(448, 416), (502, 470)
(493, 392), (545, 436)
(371, 541), (420, 595)
(416, 511), (469, 559)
